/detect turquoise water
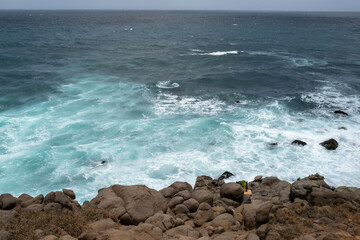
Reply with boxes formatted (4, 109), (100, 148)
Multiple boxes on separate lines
(0, 11), (360, 202)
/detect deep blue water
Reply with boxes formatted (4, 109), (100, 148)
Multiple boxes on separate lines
(0, 11), (360, 202)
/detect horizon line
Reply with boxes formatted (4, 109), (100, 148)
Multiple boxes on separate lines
(0, 9), (360, 13)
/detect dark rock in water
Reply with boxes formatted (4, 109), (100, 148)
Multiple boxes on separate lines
(101, 160), (106, 164)
(338, 127), (347, 130)
(320, 138), (339, 150)
(334, 110), (348, 116)
(217, 171), (234, 181)
(269, 142), (278, 147)
(236, 100), (240, 104)
(291, 140), (307, 146)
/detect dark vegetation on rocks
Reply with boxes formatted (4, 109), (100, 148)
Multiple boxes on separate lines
(1, 173), (359, 240)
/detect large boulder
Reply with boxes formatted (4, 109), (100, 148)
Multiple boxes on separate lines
(209, 213), (235, 227)
(88, 218), (118, 233)
(145, 213), (175, 232)
(194, 175), (224, 196)
(320, 139), (339, 150)
(62, 189), (76, 200)
(249, 177), (291, 204)
(220, 183), (244, 203)
(169, 182), (193, 193)
(290, 179), (313, 201)
(112, 185), (167, 225)
(0, 194), (16, 210)
(291, 140), (307, 146)
(190, 190), (213, 205)
(193, 203), (214, 227)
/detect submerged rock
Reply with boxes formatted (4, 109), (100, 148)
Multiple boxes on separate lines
(320, 138), (339, 150)
(338, 127), (347, 130)
(291, 140), (307, 146)
(334, 110), (348, 116)
(217, 171), (234, 181)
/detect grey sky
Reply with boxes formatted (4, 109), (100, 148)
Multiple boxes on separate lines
(1, 0), (360, 12)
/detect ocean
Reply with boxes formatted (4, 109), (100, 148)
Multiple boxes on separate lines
(0, 10), (359, 202)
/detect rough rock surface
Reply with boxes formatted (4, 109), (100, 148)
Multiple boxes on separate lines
(0, 173), (359, 240)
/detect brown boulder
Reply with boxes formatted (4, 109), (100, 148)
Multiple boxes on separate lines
(112, 185), (167, 225)
(170, 182), (193, 193)
(145, 213), (175, 232)
(194, 203), (214, 227)
(210, 213), (235, 227)
(62, 189), (76, 200)
(88, 218), (118, 233)
(190, 190), (213, 205)
(220, 183), (244, 202)
(168, 196), (184, 209)
(0, 194), (16, 210)
(255, 202), (273, 225)
(160, 187), (177, 198)
(183, 198), (199, 213)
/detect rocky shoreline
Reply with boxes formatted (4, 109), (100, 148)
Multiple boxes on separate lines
(1, 173), (360, 240)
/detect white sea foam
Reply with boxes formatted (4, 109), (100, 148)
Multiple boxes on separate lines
(156, 80), (180, 89)
(184, 50), (238, 56)
(1, 75), (359, 203)
(246, 51), (326, 67)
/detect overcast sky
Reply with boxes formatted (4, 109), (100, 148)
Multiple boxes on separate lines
(1, 0), (360, 12)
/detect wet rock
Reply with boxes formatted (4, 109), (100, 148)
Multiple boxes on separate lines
(334, 110), (348, 116)
(291, 140), (307, 146)
(320, 138), (339, 150)
(62, 189), (76, 200)
(88, 218), (117, 233)
(183, 198), (199, 213)
(220, 183), (244, 203)
(269, 142), (278, 147)
(338, 127), (347, 130)
(190, 190), (213, 205)
(145, 213), (175, 232)
(0, 194), (16, 210)
(111, 184), (167, 225)
(217, 171), (234, 181)
(170, 182), (193, 193)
